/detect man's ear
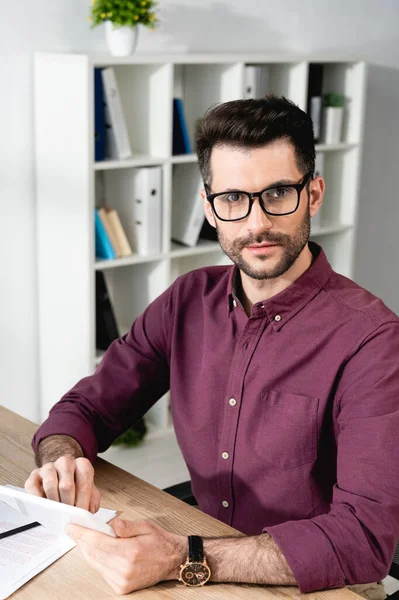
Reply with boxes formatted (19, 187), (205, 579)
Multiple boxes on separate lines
(309, 176), (325, 219)
(201, 188), (217, 229)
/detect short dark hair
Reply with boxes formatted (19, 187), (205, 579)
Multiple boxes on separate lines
(196, 95), (315, 186)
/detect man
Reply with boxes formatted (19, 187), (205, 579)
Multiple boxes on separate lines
(26, 96), (399, 597)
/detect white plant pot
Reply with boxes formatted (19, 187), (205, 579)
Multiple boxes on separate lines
(321, 106), (344, 145)
(105, 21), (139, 57)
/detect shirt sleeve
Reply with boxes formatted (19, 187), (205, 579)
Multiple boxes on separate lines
(32, 283), (175, 463)
(264, 321), (399, 592)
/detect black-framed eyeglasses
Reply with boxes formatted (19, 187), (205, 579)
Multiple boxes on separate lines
(205, 171), (313, 222)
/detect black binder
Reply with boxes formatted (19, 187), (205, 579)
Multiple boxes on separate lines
(95, 271), (120, 351)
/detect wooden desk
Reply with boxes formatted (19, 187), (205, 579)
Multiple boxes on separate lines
(0, 406), (357, 599)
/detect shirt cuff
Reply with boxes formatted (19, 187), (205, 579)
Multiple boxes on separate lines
(32, 416), (98, 464)
(264, 519), (346, 593)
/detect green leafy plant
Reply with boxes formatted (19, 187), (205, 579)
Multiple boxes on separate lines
(112, 417), (148, 447)
(323, 93), (345, 108)
(89, 0), (158, 29)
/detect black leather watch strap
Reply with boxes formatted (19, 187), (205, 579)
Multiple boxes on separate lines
(188, 535), (204, 562)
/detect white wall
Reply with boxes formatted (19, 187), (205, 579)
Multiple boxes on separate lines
(1, 0), (398, 421)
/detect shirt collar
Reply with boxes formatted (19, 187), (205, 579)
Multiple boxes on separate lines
(227, 242), (333, 329)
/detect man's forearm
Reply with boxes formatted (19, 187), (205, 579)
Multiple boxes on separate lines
(35, 435), (84, 467)
(203, 533), (297, 586)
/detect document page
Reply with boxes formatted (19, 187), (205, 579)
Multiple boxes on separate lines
(0, 499), (116, 599)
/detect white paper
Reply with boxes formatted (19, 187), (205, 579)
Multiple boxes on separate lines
(0, 495), (116, 599)
(0, 485), (116, 537)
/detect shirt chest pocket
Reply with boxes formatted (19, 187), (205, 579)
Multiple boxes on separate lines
(254, 390), (319, 470)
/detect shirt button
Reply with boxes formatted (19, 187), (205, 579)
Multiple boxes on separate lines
(222, 500), (229, 508)
(274, 315), (281, 322)
(232, 299), (237, 308)
(229, 398), (237, 407)
(243, 342), (248, 349)
(222, 452), (229, 460)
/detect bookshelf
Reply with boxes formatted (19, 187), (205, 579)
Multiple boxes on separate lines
(34, 53), (366, 477)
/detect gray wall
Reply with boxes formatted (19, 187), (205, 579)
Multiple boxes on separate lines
(1, 0), (398, 421)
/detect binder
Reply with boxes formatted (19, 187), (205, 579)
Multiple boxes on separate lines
(117, 167), (163, 256)
(94, 208), (116, 260)
(244, 65), (269, 99)
(95, 271), (120, 351)
(307, 64), (324, 143)
(172, 168), (205, 247)
(172, 98), (192, 155)
(101, 67), (132, 160)
(199, 217), (218, 242)
(94, 68), (106, 161)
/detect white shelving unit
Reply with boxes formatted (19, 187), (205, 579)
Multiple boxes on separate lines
(34, 53), (366, 483)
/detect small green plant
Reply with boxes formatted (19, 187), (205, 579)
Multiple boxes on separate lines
(89, 0), (158, 29)
(112, 417), (148, 447)
(324, 93), (345, 108)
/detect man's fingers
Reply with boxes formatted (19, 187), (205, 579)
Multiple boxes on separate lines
(65, 524), (119, 552)
(74, 458), (95, 511)
(111, 518), (154, 539)
(53, 457), (76, 506)
(40, 464), (61, 502)
(25, 466), (60, 501)
(24, 471), (46, 498)
(25, 456), (100, 512)
(77, 541), (131, 595)
(89, 485), (101, 514)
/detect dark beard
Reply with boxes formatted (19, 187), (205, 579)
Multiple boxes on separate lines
(216, 203), (311, 281)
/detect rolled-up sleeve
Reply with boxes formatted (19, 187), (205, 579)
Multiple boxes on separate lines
(264, 322), (399, 592)
(32, 284), (174, 463)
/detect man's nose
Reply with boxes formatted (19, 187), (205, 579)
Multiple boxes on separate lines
(246, 197), (273, 232)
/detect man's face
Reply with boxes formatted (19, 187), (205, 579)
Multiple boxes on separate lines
(203, 141), (312, 281)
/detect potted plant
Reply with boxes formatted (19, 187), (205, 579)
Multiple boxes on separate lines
(112, 417), (148, 447)
(321, 92), (346, 145)
(89, 0), (159, 57)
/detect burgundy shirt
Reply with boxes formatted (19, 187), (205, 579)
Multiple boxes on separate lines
(33, 242), (399, 592)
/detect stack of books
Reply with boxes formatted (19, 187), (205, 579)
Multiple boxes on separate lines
(94, 206), (133, 260)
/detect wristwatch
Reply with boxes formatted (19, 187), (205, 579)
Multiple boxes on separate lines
(179, 535), (211, 586)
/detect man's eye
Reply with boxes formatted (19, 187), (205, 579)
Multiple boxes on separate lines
(226, 192), (244, 202)
(266, 187), (291, 199)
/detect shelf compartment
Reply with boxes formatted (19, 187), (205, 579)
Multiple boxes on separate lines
(108, 63), (173, 158)
(244, 62), (308, 110)
(317, 61), (366, 145)
(170, 250), (231, 283)
(173, 62), (243, 156)
(315, 146), (360, 228)
(311, 228), (354, 278)
(99, 260), (169, 335)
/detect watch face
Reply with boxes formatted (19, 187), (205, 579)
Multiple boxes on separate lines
(180, 562), (211, 586)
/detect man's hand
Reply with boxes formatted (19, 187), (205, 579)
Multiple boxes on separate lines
(65, 518), (186, 595)
(24, 455), (101, 513)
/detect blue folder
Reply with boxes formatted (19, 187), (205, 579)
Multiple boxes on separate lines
(172, 98), (192, 154)
(94, 68), (106, 161)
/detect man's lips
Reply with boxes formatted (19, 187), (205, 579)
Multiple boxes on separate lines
(245, 242), (280, 249)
